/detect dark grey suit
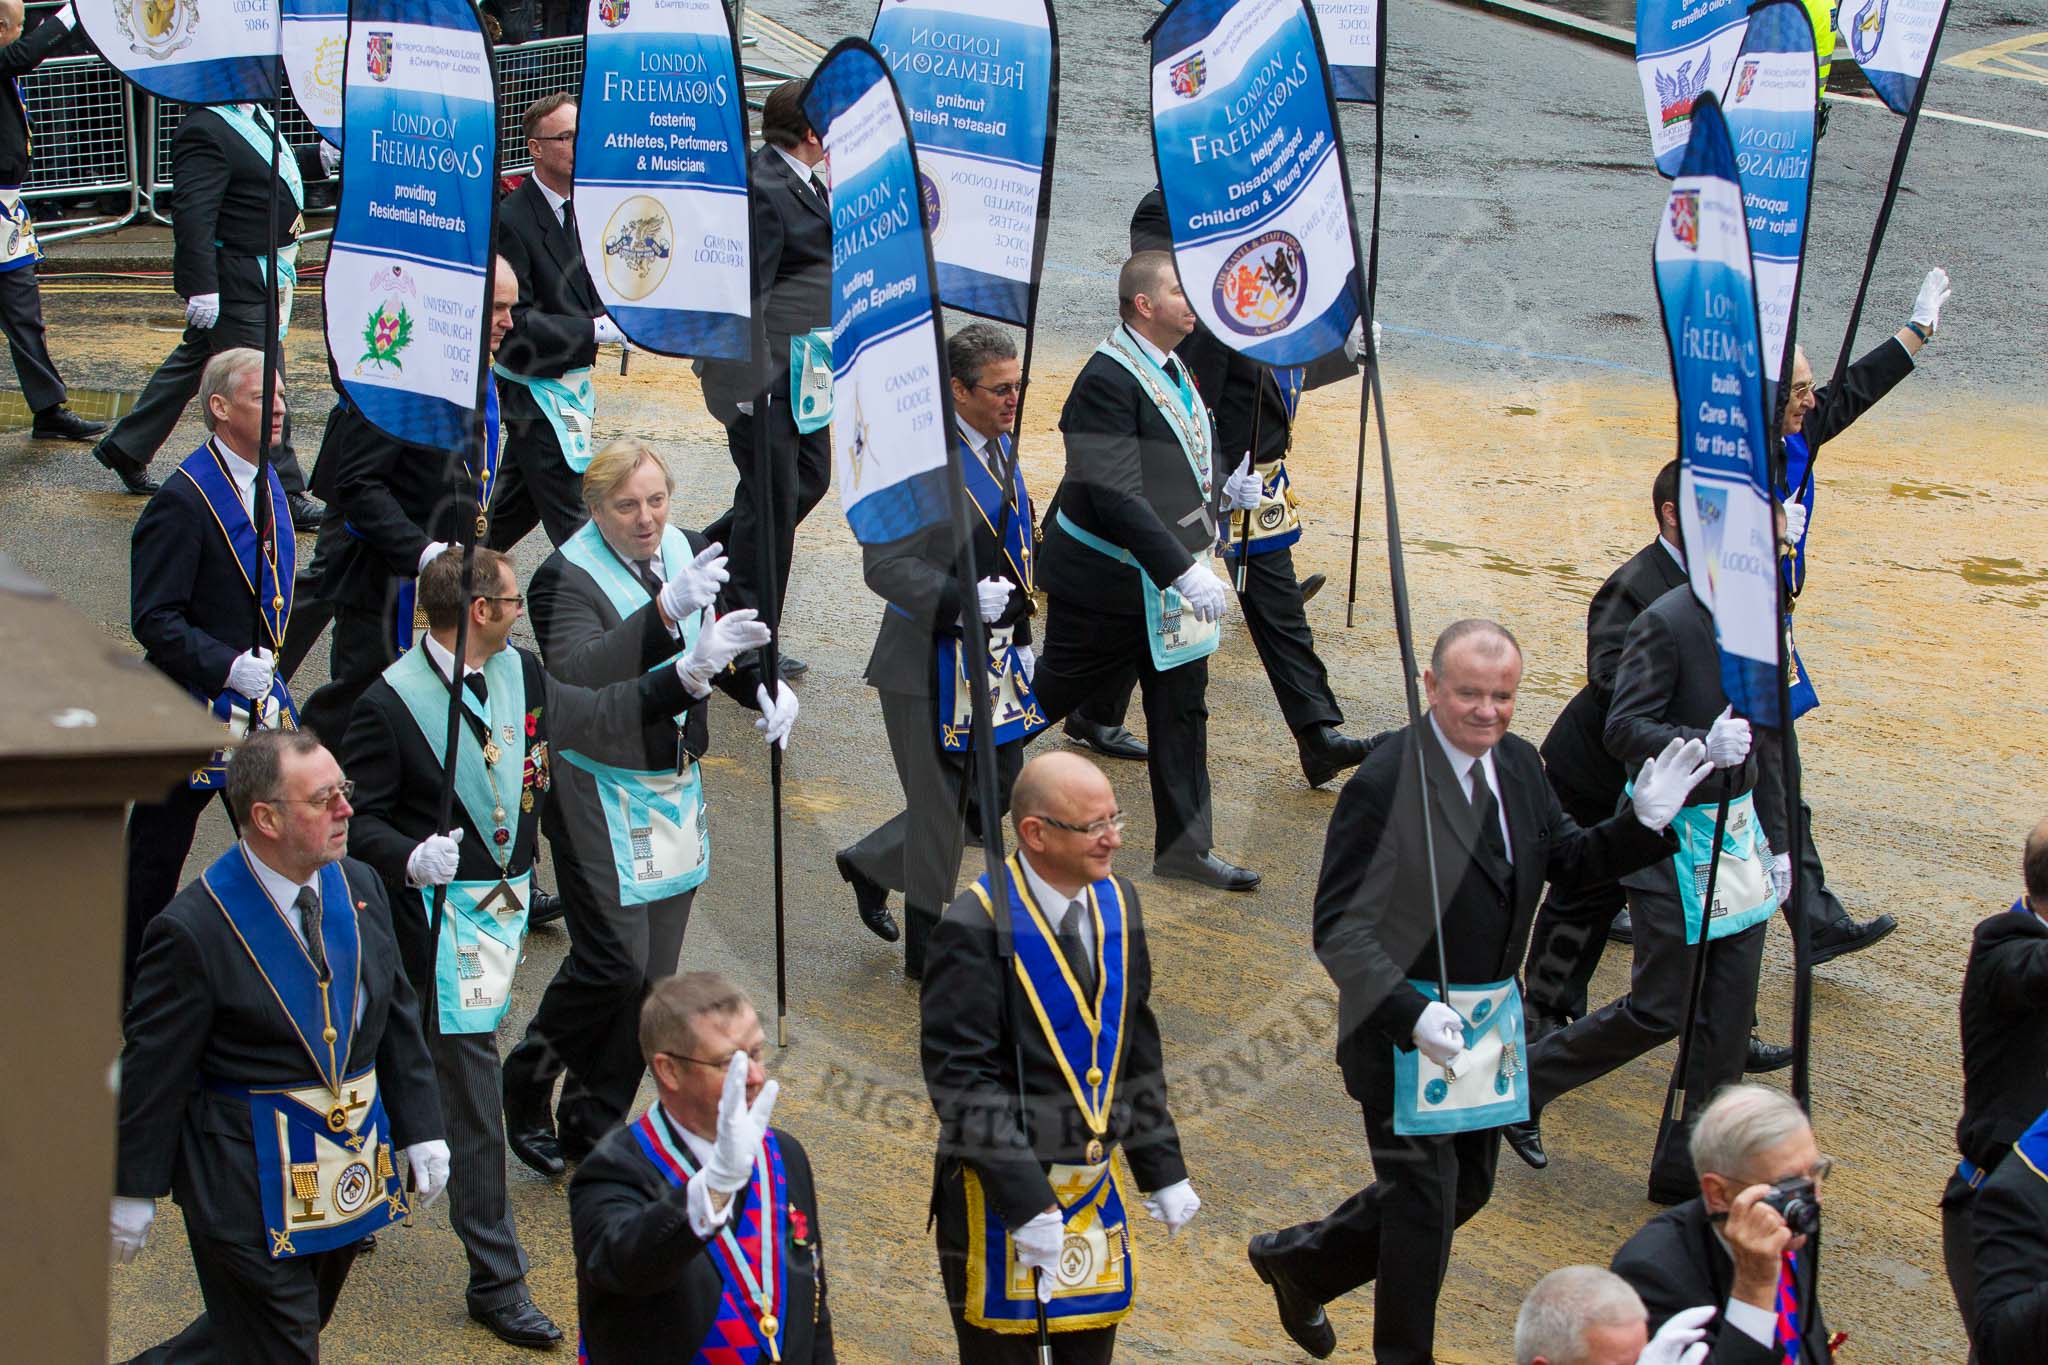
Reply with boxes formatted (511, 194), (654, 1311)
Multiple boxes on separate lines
(1612, 1197), (1829, 1364)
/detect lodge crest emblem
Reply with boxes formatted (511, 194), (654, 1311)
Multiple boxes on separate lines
(1655, 53), (1711, 127)
(1736, 59), (1759, 100)
(115, 0), (199, 63)
(1849, 0), (1886, 64)
(1212, 231), (1306, 337)
(366, 31), (394, 82)
(1169, 52), (1206, 99)
(356, 264), (418, 373)
(598, 0), (629, 28)
(1668, 188), (1700, 251)
(601, 195), (673, 302)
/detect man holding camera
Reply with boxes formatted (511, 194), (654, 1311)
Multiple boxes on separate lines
(1611, 1085), (1832, 1363)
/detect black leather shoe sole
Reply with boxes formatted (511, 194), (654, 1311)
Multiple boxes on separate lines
(1503, 1119), (1548, 1170)
(1064, 719), (1147, 761)
(31, 413), (106, 441)
(507, 1126), (564, 1178)
(1608, 909), (1634, 944)
(470, 1299), (564, 1348)
(1249, 1234), (1336, 1359)
(526, 889), (565, 928)
(1807, 912), (1897, 968)
(1744, 1036), (1796, 1074)
(836, 852), (901, 942)
(93, 444), (159, 495)
(1299, 729), (1368, 789)
(1298, 572), (1327, 603)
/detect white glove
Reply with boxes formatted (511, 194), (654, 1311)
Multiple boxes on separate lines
(185, 292), (221, 329)
(1344, 316), (1382, 363)
(1222, 453), (1264, 511)
(404, 1139), (451, 1209)
(1639, 1304), (1716, 1365)
(1772, 852), (1793, 903)
(1703, 705), (1751, 768)
(1170, 560), (1227, 624)
(754, 681), (800, 749)
(1782, 501), (1807, 546)
(417, 540), (449, 576)
(318, 140), (342, 177)
(659, 542), (729, 621)
(674, 608), (771, 696)
(593, 315), (625, 346)
(1631, 736), (1715, 831)
(971, 576), (1012, 625)
(702, 1050), (780, 1195)
(1012, 1208), (1064, 1302)
(1911, 266), (1950, 335)
(1412, 1001), (1465, 1067)
(110, 1196), (154, 1266)
(405, 829), (464, 887)
(226, 647), (275, 700)
(51, 3), (78, 30)
(1141, 1179), (1201, 1238)
(1015, 644), (1035, 686)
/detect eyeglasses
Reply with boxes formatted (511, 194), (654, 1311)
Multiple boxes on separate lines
(1037, 813), (1125, 839)
(481, 593), (526, 608)
(662, 1045), (769, 1069)
(1789, 381), (1815, 401)
(531, 130), (576, 144)
(972, 381), (1026, 399)
(268, 779), (356, 810)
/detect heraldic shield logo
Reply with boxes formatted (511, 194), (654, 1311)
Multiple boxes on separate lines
(1849, 0), (1887, 64)
(357, 265), (418, 373)
(367, 31), (394, 82)
(1170, 52), (1207, 99)
(601, 195), (673, 303)
(1736, 59), (1760, 100)
(597, 0), (629, 28)
(1212, 231), (1308, 337)
(115, 0), (198, 62)
(1669, 188), (1700, 251)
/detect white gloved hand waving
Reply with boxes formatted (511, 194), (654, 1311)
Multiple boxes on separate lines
(1222, 453), (1264, 511)
(110, 1196), (154, 1265)
(1631, 736), (1715, 831)
(1911, 267), (1950, 336)
(1141, 1179), (1201, 1238)
(1412, 1000), (1466, 1067)
(660, 542), (729, 622)
(702, 1051), (779, 1195)
(1012, 1208), (1064, 1302)
(1171, 561), (1227, 624)
(1638, 1304), (1716, 1365)
(185, 292), (221, 329)
(404, 1140), (451, 1208)
(674, 608), (771, 696)
(226, 647), (276, 700)
(406, 829), (464, 888)
(754, 681), (799, 749)
(1703, 705), (1751, 768)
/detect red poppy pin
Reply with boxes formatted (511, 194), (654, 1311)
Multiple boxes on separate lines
(788, 1205), (809, 1245)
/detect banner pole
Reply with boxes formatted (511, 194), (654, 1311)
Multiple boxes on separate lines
(247, 69), (285, 731)
(1343, 0), (1387, 631)
(1662, 794), (1731, 1134)
(1231, 395), (1260, 591)
(748, 306), (788, 1048)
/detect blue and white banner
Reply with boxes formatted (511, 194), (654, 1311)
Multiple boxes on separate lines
(1148, 0), (1360, 368)
(75, 0), (280, 104)
(323, 0), (497, 453)
(1635, 0), (1749, 178)
(802, 40), (955, 545)
(282, 0), (348, 144)
(1842, 0), (1948, 114)
(1315, 0), (1378, 102)
(575, 0), (751, 359)
(1721, 0), (1815, 389)
(1655, 93), (1778, 724)
(870, 0), (1054, 325)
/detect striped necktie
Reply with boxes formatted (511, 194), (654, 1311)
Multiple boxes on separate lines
(1772, 1248), (1802, 1362)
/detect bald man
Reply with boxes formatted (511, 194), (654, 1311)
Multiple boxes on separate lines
(920, 751), (1197, 1363)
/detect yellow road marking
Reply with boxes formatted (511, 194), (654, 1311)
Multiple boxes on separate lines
(1944, 32), (2048, 85)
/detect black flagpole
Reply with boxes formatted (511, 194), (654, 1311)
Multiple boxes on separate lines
(1662, 795), (1732, 1137)
(1343, 0), (1388, 631)
(747, 303), (789, 1048)
(247, 66), (285, 732)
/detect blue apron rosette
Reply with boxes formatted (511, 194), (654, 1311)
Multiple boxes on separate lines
(1647, 785), (1781, 945)
(556, 521), (711, 902)
(199, 848), (407, 1258)
(791, 328), (833, 433)
(960, 858), (1137, 1333)
(493, 362), (596, 472)
(1393, 977), (1530, 1136)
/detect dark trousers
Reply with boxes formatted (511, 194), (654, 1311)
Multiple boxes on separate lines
(485, 380), (589, 550)
(127, 1229), (359, 1364)
(503, 838), (695, 1144)
(299, 599), (405, 749)
(703, 398), (831, 620)
(937, 1239), (1117, 1365)
(99, 304), (308, 492)
(839, 688), (1025, 967)
(1521, 781), (1626, 1022)
(1033, 600), (1212, 861)
(1263, 1087), (1500, 1365)
(425, 1023), (530, 1311)
(123, 782), (224, 992)
(0, 260), (66, 413)
(1942, 1166), (1983, 1364)
(1528, 890), (1768, 1196)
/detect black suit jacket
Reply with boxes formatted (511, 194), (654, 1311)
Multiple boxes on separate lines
(1540, 539), (1690, 807)
(698, 144), (831, 416)
(921, 872), (1186, 1233)
(570, 1120), (834, 1364)
(527, 528), (762, 771)
(496, 175), (602, 378)
(0, 13), (85, 185)
(115, 857), (444, 1240)
(1957, 908), (2048, 1173)
(170, 107), (326, 300)
(309, 399), (476, 613)
(342, 645), (693, 982)
(1972, 1135), (2048, 1364)
(1804, 336), (1915, 456)
(131, 449), (289, 703)
(1314, 717), (1673, 1077)
(1612, 1197), (1829, 1364)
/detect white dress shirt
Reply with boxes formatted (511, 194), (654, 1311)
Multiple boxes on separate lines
(1122, 323), (1181, 381)
(1017, 848), (1095, 964)
(534, 173), (570, 228)
(1428, 712), (1513, 863)
(214, 437), (259, 518)
(421, 632), (486, 685)
(774, 146), (826, 203)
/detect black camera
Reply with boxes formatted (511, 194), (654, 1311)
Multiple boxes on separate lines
(1762, 1175), (1820, 1235)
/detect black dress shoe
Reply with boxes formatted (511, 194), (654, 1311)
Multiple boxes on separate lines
(92, 441), (158, 495)
(1807, 911), (1897, 967)
(288, 493), (324, 533)
(1744, 1033), (1796, 1074)
(835, 851), (900, 942)
(1608, 908), (1634, 943)
(778, 653), (808, 680)
(470, 1298), (564, 1349)
(558, 1123), (601, 1165)
(1503, 1117), (1548, 1170)
(31, 404), (106, 441)
(1152, 850), (1260, 892)
(504, 1082), (565, 1178)
(527, 888), (565, 928)
(1063, 715), (1147, 761)
(1298, 723), (1369, 789)
(1248, 1233), (1336, 1359)
(1524, 1009), (1568, 1048)
(1298, 571), (1327, 603)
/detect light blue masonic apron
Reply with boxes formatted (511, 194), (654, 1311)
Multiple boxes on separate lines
(492, 362), (596, 472)
(214, 105), (303, 338)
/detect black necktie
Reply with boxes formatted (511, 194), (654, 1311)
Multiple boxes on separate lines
(560, 199), (579, 247)
(807, 172), (827, 207)
(296, 886), (327, 978)
(463, 672), (489, 704)
(1163, 355), (1186, 390)
(1468, 762), (1511, 875)
(1059, 899), (1096, 1001)
(633, 559), (663, 598)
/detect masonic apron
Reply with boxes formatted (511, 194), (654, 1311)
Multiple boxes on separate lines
(214, 104), (303, 338)
(1222, 365), (1307, 558)
(935, 428), (1049, 752)
(493, 361), (596, 473)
